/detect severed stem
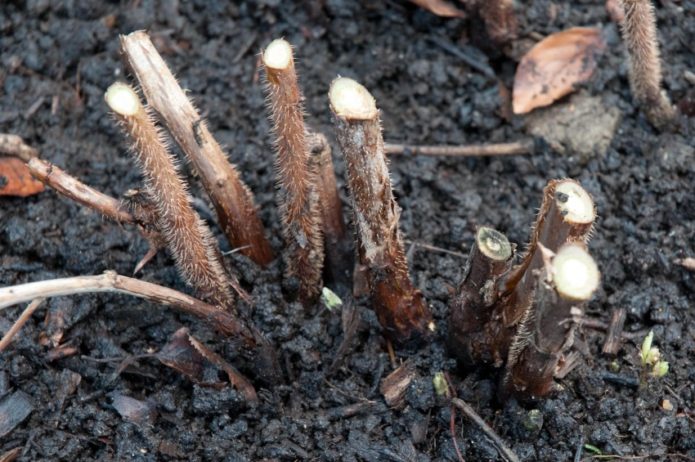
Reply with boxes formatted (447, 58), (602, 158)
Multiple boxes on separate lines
(0, 298), (45, 351)
(619, 0), (676, 129)
(329, 77), (433, 345)
(120, 31), (274, 266)
(308, 132), (351, 285)
(0, 272), (255, 346)
(105, 82), (239, 309)
(503, 244), (600, 400)
(384, 139), (533, 157)
(261, 38), (324, 305)
(448, 227), (513, 365)
(486, 179), (595, 366)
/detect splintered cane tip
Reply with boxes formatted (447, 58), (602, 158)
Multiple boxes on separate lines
(262, 38), (293, 70)
(105, 82), (141, 116)
(328, 77), (377, 120)
(476, 227), (512, 261)
(555, 180), (595, 224)
(552, 244), (600, 301)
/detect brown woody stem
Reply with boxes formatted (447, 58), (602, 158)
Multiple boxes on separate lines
(448, 227), (513, 365)
(120, 31), (274, 265)
(262, 39), (324, 305)
(27, 158), (165, 274)
(308, 132), (351, 285)
(105, 82), (238, 309)
(503, 244), (600, 400)
(329, 77), (433, 344)
(0, 272), (255, 346)
(487, 179), (595, 365)
(0, 133), (38, 162)
(619, 0), (676, 129)
(27, 158), (136, 224)
(384, 139), (533, 157)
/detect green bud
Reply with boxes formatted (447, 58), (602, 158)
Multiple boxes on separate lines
(432, 372), (450, 397)
(652, 361), (669, 378)
(640, 330), (654, 367)
(321, 287), (343, 311)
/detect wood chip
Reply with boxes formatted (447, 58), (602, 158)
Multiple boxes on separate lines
(380, 362), (416, 408)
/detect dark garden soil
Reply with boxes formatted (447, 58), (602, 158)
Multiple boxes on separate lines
(1, 1), (694, 460)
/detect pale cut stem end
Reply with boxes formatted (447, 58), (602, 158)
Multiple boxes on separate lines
(329, 77), (378, 121)
(476, 227), (512, 261)
(105, 82), (142, 116)
(555, 180), (595, 225)
(262, 38), (293, 70)
(551, 244), (600, 301)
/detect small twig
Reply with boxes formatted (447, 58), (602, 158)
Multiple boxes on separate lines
(451, 398), (521, 462)
(600, 371), (639, 389)
(384, 139), (534, 157)
(0, 298), (45, 351)
(405, 240), (468, 259)
(574, 435), (585, 462)
(574, 316), (646, 340)
(0, 272), (255, 347)
(426, 37), (496, 78)
(0, 133), (38, 161)
(27, 158), (135, 224)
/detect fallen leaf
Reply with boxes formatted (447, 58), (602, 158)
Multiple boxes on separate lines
(409, 0), (466, 18)
(0, 157), (44, 197)
(512, 27), (606, 114)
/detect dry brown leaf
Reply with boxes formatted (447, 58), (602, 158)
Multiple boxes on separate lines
(513, 27), (606, 114)
(0, 157), (44, 197)
(409, 0), (466, 18)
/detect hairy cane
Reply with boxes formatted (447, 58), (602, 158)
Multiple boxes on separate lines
(448, 227), (514, 365)
(261, 39), (324, 304)
(503, 244), (600, 400)
(105, 83), (238, 310)
(329, 77), (433, 344)
(619, 0), (676, 129)
(120, 31), (274, 265)
(307, 132), (351, 285)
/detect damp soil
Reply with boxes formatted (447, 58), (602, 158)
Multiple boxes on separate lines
(1, 1), (694, 461)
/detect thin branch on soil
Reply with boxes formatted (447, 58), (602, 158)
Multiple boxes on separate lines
(27, 158), (138, 225)
(404, 240), (468, 259)
(0, 133), (38, 162)
(384, 139), (534, 157)
(451, 398), (521, 462)
(574, 316), (646, 340)
(120, 31), (274, 266)
(0, 271), (256, 347)
(0, 298), (45, 352)
(426, 37), (496, 78)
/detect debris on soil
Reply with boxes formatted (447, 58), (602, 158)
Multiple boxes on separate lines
(0, 391), (33, 438)
(0, 157), (44, 197)
(380, 362), (417, 408)
(513, 27), (606, 114)
(524, 92), (622, 162)
(409, 0), (466, 18)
